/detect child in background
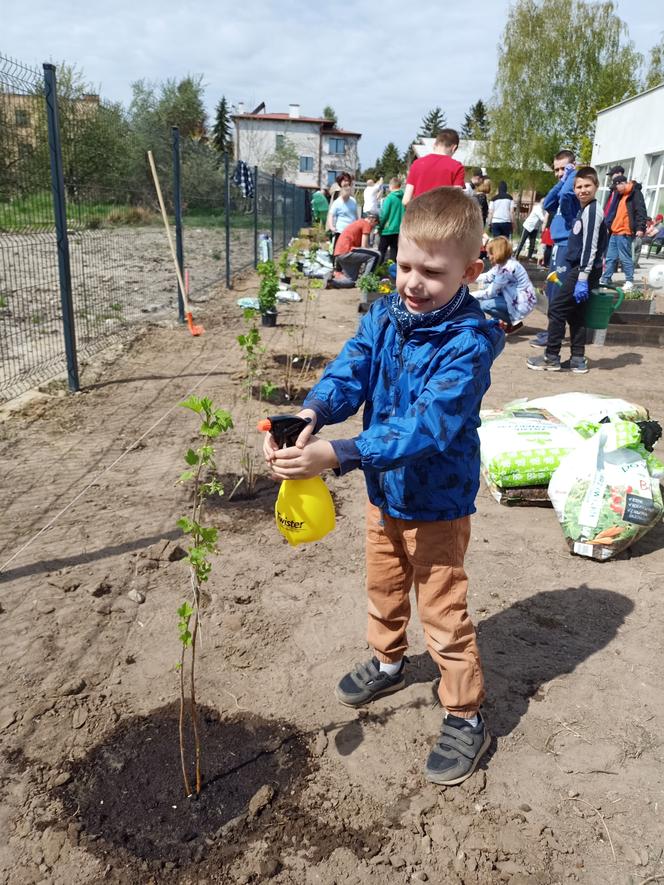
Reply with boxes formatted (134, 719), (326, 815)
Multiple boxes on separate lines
(263, 187), (504, 786)
(527, 166), (608, 374)
(474, 236), (536, 333)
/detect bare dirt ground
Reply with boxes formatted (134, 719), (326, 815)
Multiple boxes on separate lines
(1, 274), (663, 885)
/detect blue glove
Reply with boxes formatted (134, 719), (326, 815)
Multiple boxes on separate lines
(562, 163), (576, 182)
(573, 279), (589, 303)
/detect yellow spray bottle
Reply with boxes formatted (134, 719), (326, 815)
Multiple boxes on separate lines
(257, 415), (336, 546)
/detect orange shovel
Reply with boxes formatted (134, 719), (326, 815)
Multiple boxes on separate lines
(147, 150), (204, 336)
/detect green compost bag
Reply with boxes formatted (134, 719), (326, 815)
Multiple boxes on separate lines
(479, 407), (582, 489)
(548, 421), (664, 561)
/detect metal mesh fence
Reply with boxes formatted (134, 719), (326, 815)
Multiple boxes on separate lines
(0, 55), (307, 403)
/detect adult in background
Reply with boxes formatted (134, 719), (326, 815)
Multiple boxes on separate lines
(363, 177), (384, 217)
(378, 177), (405, 264)
(402, 129), (465, 206)
(328, 212), (380, 288)
(514, 196), (547, 261)
(466, 169), (489, 226)
(600, 174), (647, 292)
(327, 173), (359, 249)
(487, 182), (516, 238)
(530, 149), (579, 348)
(311, 186), (330, 226)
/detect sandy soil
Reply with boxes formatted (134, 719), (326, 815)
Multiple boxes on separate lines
(0, 273), (663, 885)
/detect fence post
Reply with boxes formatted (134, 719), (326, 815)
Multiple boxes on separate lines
(282, 179), (287, 250)
(172, 126), (185, 322)
(43, 63), (79, 393)
(224, 152), (231, 288)
(270, 175), (276, 249)
(253, 165), (259, 268)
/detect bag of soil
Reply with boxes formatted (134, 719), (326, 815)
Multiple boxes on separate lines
(548, 421), (664, 560)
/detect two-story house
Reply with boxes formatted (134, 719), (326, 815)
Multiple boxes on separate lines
(232, 103), (361, 189)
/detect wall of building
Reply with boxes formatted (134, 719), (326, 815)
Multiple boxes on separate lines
(235, 117), (360, 188)
(591, 85), (664, 217)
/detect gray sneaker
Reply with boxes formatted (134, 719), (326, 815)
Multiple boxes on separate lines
(565, 356), (589, 374)
(425, 712), (491, 786)
(335, 656), (406, 707)
(527, 354), (561, 371)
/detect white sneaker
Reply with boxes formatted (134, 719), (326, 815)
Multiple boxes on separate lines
(622, 281), (634, 292)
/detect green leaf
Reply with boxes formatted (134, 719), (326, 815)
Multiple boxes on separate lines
(185, 448), (199, 465)
(177, 601), (194, 619)
(181, 395), (203, 414)
(177, 516), (195, 534)
(178, 469), (196, 483)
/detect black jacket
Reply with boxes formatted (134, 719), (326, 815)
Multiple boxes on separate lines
(606, 181), (647, 236)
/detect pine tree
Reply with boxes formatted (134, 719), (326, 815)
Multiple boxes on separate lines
(378, 143), (404, 179)
(212, 96), (233, 158)
(460, 99), (489, 140)
(322, 105), (338, 127)
(418, 107), (447, 139)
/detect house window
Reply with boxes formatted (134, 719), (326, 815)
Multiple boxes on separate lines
(645, 153), (664, 218)
(327, 169), (339, 185)
(299, 156), (314, 172)
(329, 137), (346, 155)
(15, 109), (30, 127)
(18, 141), (34, 160)
(275, 134), (285, 150)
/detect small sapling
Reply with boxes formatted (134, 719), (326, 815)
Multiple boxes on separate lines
(176, 394), (233, 797)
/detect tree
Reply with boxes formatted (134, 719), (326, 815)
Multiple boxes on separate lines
(264, 137), (299, 180)
(460, 99), (489, 140)
(322, 105), (338, 127)
(211, 95), (233, 158)
(644, 33), (664, 89)
(488, 0), (642, 188)
(418, 107), (447, 139)
(377, 142), (405, 179)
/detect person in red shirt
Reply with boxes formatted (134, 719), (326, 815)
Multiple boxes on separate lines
(402, 129), (465, 206)
(329, 213), (380, 288)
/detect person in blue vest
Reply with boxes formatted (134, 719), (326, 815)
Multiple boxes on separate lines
(530, 149), (580, 348)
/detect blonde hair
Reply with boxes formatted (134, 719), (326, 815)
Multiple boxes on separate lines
(400, 187), (483, 261)
(487, 236), (513, 264)
(477, 178), (491, 194)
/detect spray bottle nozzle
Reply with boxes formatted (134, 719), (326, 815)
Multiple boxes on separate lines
(257, 414), (312, 448)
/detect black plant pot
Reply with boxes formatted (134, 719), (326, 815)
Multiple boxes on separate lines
(261, 309), (278, 327)
(280, 275), (292, 285)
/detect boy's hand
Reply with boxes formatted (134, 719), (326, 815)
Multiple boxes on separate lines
(562, 163), (576, 182)
(269, 438), (339, 479)
(573, 279), (589, 303)
(261, 408), (318, 464)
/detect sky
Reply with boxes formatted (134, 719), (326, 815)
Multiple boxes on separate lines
(3, 0), (661, 167)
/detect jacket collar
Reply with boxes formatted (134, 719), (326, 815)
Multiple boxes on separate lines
(387, 286), (468, 338)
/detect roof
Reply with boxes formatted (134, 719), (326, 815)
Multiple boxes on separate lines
(232, 112), (361, 137)
(597, 81), (664, 115)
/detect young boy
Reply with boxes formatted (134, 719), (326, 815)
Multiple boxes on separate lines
(263, 187), (504, 786)
(527, 166), (608, 374)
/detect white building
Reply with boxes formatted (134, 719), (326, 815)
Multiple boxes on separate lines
(232, 103), (361, 189)
(591, 83), (664, 217)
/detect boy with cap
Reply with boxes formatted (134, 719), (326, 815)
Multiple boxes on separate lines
(600, 174), (647, 291)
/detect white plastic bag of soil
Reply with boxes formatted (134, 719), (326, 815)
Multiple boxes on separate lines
(506, 392), (649, 429)
(479, 407), (582, 489)
(548, 421), (664, 560)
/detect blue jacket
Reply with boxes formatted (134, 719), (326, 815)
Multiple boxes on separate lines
(304, 290), (504, 521)
(543, 172), (580, 244)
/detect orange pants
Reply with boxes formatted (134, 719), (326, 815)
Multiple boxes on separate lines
(365, 502), (484, 717)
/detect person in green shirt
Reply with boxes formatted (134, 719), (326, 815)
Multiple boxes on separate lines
(311, 187), (330, 226)
(378, 177), (405, 263)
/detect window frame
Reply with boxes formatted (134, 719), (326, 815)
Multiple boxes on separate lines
(299, 156), (314, 173)
(328, 137), (346, 155)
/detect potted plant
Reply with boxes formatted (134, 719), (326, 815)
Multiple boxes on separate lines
(278, 249), (292, 285)
(257, 259), (279, 327)
(357, 271), (390, 313)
